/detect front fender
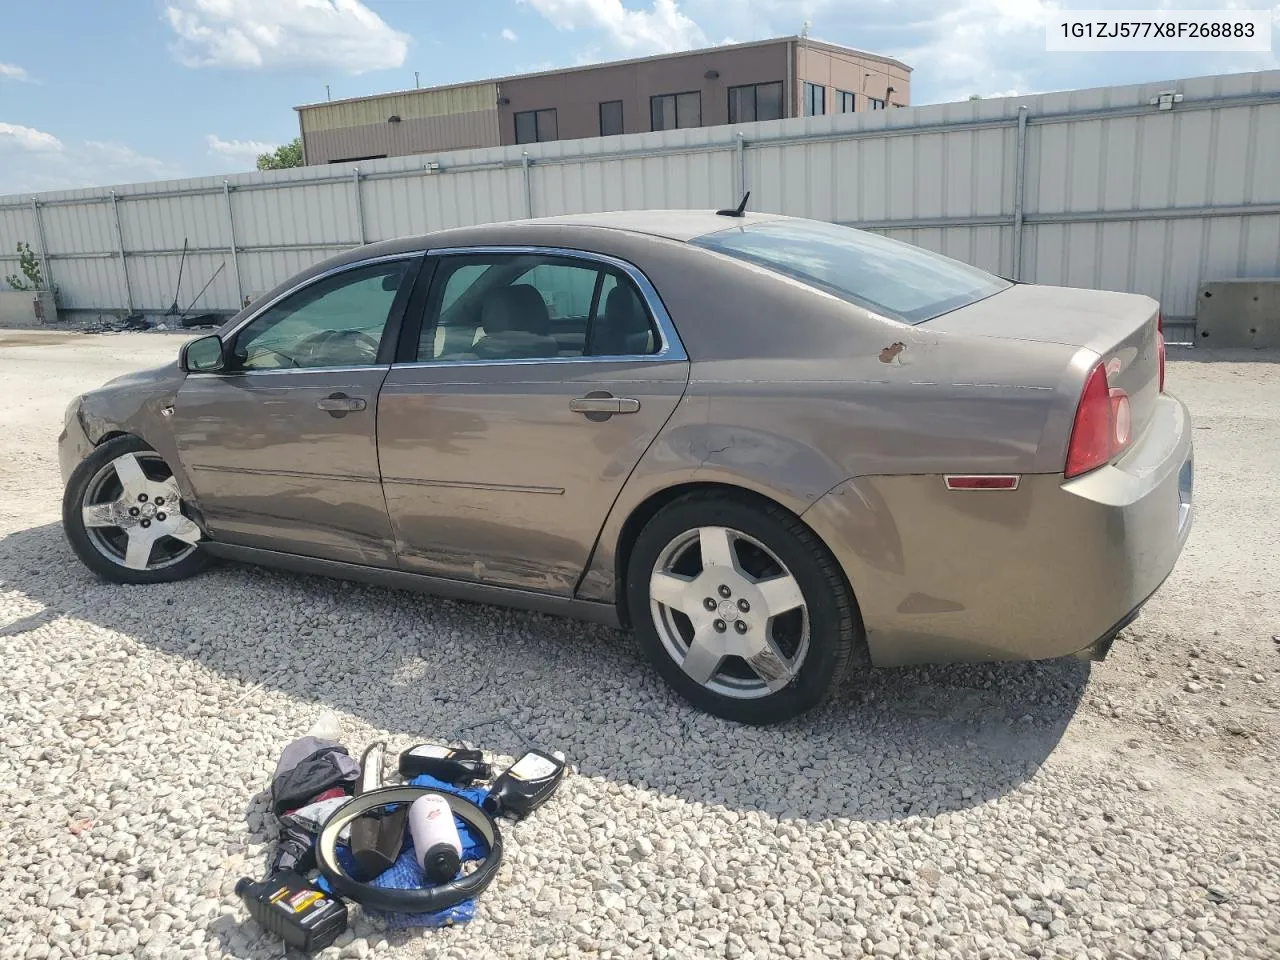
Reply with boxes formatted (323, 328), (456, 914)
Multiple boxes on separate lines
(66, 363), (199, 508)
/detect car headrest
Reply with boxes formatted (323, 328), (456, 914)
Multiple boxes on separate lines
(481, 284), (551, 336)
(605, 285), (647, 331)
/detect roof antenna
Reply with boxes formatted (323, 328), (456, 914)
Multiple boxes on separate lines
(716, 191), (751, 218)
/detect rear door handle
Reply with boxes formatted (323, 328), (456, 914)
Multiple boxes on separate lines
(316, 393), (367, 416)
(569, 396), (640, 415)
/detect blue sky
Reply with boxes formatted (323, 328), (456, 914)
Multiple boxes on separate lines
(1, 0), (1276, 195)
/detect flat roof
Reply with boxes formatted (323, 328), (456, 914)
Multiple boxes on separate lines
(295, 36), (911, 112)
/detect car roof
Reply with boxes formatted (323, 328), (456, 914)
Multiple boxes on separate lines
(515, 209), (789, 242)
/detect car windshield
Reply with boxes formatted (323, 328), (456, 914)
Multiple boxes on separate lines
(691, 219), (1011, 323)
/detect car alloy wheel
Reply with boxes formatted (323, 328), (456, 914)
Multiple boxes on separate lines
(80, 450), (203, 572)
(648, 525), (810, 699)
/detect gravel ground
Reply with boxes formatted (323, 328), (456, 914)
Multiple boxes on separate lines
(1, 331), (1278, 960)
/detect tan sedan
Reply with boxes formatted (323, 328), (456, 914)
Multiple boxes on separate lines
(59, 210), (1193, 723)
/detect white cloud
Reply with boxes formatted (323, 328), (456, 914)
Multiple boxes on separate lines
(502, 27), (519, 42)
(206, 134), (276, 159)
(0, 63), (31, 82)
(683, 0), (1280, 105)
(0, 132), (181, 196)
(0, 122), (62, 152)
(163, 0), (410, 74)
(522, 0), (706, 53)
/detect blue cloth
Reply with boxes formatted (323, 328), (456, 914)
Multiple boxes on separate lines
(313, 775), (490, 929)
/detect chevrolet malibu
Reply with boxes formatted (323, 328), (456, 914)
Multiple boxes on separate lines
(59, 210), (1193, 724)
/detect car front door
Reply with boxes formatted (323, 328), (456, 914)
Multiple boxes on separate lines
(171, 254), (422, 566)
(377, 247), (690, 595)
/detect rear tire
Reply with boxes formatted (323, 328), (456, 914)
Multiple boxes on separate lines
(62, 435), (209, 585)
(627, 492), (863, 724)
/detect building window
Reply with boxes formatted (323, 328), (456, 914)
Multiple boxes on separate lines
(599, 100), (624, 137)
(803, 82), (826, 117)
(868, 97), (886, 111)
(836, 90), (855, 113)
(651, 91), (701, 131)
(728, 81), (784, 124)
(515, 108), (558, 144)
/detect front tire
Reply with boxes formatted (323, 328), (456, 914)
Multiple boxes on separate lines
(62, 435), (209, 585)
(627, 492), (863, 724)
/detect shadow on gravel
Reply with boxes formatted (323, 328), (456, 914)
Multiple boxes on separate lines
(2, 521), (1089, 824)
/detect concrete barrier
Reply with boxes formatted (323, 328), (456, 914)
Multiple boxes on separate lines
(0, 290), (57, 329)
(1196, 279), (1280, 349)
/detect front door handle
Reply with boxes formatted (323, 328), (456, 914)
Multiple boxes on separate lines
(569, 395), (641, 415)
(316, 393), (367, 417)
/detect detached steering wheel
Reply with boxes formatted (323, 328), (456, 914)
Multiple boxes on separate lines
(295, 329), (381, 366)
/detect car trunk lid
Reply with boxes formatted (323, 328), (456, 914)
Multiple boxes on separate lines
(923, 282), (1163, 457)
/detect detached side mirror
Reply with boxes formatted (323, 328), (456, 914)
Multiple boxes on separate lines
(181, 334), (226, 373)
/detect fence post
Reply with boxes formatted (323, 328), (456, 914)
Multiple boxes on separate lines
(223, 180), (243, 307)
(29, 198), (53, 295)
(522, 151), (533, 218)
(109, 190), (134, 313)
(352, 168), (366, 244)
(736, 132), (747, 201)
(1012, 105), (1029, 281)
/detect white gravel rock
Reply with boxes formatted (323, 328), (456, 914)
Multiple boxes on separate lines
(2, 336), (1280, 960)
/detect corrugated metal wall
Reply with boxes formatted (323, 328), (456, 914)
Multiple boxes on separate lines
(298, 83), (499, 132)
(3, 69), (1278, 323)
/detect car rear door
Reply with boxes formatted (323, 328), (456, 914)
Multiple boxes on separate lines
(171, 254), (422, 566)
(377, 246), (690, 596)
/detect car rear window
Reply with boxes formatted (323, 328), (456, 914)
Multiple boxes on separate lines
(691, 219), (1011, 323)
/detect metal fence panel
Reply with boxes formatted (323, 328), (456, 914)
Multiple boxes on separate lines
(2, 68), (1279, 322)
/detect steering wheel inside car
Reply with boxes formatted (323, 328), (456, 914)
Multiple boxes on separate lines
(293, 329), (381, 367)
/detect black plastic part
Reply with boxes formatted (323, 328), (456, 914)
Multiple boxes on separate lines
(715, 191), (751, 217)
(482, 750), (567, 820)
(235, 872), (347, 954)
(269, 825), (317, 876)
(398, 746), (493, 785)
(422, 843), (462, 884)
(347, 805), (409, 881)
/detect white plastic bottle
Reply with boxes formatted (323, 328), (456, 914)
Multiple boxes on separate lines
(408, 794), (463, 883)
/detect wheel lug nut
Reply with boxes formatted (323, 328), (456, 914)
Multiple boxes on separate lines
(156, 512), (167, 521)
(137, 493), (148, 502)
(154, 498), (163, 506)
(734, 620), (748, 634)
(737, 598), (750, 613)
(129, 507), (140, 517)
(717, 585), (731, 598)
(713, 619), (727, 633)
(703, 597), (716, 611)
(140, 519), (151, 528)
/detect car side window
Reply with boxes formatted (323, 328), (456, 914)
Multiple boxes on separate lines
(232, 260), (411, 371)
(417, 253), (660, 362)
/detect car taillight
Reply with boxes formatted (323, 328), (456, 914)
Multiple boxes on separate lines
(1157, 311), (1166, 392)
(1065, 363), (1131, 478)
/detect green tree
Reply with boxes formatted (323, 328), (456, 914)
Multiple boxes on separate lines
(4, 241), (44, 291)
(256, 137), (304, 170)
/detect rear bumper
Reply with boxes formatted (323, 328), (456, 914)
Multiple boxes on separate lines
(803, 393), (1193, 666)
